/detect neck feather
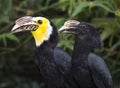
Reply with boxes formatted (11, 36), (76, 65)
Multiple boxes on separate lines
(36, 22), (58, 59)
(72, 36), (92, 63)
(36, 29), (58, 79)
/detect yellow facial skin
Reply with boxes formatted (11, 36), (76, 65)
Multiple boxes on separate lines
(31, 17), (52, 47)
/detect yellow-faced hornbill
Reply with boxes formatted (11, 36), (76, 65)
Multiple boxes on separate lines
(59, 20), (113, 88)
(11, 16), (78, 88)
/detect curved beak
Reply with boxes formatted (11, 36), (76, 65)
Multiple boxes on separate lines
(59, 25), (75, 34)
(59, 25), (69, 33)
(11, 16), (38, 33)
(59, 25), (79, 34)
(59, 20), (80, 34)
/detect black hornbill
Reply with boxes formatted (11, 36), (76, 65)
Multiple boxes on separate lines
(59, 20), (113, 88)
(11, 16), (78, 88)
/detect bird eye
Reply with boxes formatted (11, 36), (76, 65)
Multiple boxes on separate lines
(38, 20), (42, 24)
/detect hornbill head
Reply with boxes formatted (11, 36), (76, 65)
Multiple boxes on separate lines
(11, 16), (58, 47)
(59, 20), (103, 50)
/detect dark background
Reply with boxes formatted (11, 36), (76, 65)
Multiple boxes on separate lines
(0, 0), (120, 88)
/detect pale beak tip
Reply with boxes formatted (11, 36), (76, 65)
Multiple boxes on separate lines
(58, 26), (64, 32)
(11, 24), (19, 33)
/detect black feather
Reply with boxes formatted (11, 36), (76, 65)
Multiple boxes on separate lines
(36, 21), (79, 88)
(60, 21), (113, 88)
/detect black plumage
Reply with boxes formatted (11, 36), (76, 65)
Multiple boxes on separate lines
(34, 21), (79, 88)
(59, 20), (113, 88)
(11, 17), (79, 88)
(12, 16), (78, 88)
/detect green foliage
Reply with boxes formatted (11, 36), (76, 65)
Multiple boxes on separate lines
(0, 33), (19, 47)
(0, 0), (120, 88)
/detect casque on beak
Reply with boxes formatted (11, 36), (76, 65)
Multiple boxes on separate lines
(59, 20), (80, 34)
(59, 25), (72, 33)
(11, 16), (38, 33)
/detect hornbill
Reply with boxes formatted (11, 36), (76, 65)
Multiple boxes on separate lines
(11, 16), (79, 88)
(59, 20), (113, 88)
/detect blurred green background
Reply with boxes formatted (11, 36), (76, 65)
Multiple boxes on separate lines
(0, 0), (120, 88)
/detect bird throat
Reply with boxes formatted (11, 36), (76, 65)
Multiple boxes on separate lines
(31, 26), (52, 47)
(72, 38), (92, 60)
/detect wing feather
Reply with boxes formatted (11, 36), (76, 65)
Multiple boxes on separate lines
(88, 53), (113, 88)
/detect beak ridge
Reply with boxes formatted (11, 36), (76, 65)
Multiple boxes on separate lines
(58, 26), (66, 33)
(59, 25), (76, 34)
(11, 24), (20, 33)
(11, 23), (38, 33)
(11, 16), (38, 33)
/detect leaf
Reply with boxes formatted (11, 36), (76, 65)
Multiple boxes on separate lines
(6, 33), (20, 43)
(71, 2), (90, 18)
(3, 37), (7, 47)
(101, 28), (113, 41)
(68, 0), (74, 15)
(71, 1), (114, 18)
(92, 2), (114, 13)
(107, 41), (120, 57)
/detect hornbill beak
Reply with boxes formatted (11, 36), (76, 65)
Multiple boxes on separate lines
(11, 16), (38, 33)
(59, 20), (80, 34)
